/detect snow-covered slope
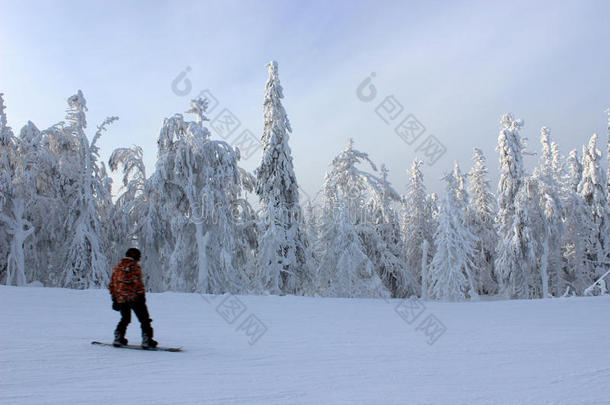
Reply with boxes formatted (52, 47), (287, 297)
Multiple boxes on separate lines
(1, 286), (609, 404)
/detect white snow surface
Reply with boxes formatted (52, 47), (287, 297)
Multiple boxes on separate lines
(1, 286), (609, 405)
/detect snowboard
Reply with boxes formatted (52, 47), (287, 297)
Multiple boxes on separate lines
(91, 341), (182, 352)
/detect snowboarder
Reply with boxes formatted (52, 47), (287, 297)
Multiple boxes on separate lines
(108, 248), (158, 349)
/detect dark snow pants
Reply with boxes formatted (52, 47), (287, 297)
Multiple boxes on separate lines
(115, 297), (153, 338)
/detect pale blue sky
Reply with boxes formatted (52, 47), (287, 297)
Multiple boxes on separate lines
(1, 0), (608, 197)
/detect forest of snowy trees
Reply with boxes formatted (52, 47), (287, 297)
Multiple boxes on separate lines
(1, 62), (609, 300)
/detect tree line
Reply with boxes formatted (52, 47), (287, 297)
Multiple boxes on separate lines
(1, 62), (608, 300)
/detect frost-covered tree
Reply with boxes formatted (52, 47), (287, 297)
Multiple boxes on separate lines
(603, 109), (610, 271)
(190, 111), (252, 294)
(322, 140), (411, 297)
(605, 110), (610, 269)
(0, 94), (35, 286)
(532, 127), (565, 296)
(60, 91), (116, 289)
(3, 91), (116, 288)
(0, 93), (13, 208)
(514, 177), (541, 298)
(108, 145), (146, 249)
(494, 113), (533, 299)
(577, 133), (609, 282)
(108, 145), (170, 291)
(20, 120), (71, 286)
(115, 98), (253, 294)
(467, 148), (498, 294)
(565, 150), (583, 193)
(361, 164), (412, 297)
(303, 200), (321, 272)
(255, 61), (309, 294)
(316, 199), (389, 298)
(551, 142), (564, 185)
(452, 161), (468, 210)
(0, 93), (15, 282)
(303, 201), (318, 250)
(231, 160), (258, 290)
(322, 138), (379, 222)
(560, 151), (593, 294)
(428, 173), (477, 301)
(402, 160), (434, 296)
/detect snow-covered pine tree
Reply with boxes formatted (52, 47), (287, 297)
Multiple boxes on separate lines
(452, 161), (468, 210)
(426, 192), (439, 222)
(108, 145), (147, 253)
(0, 93), (15, 283)
(402, 160), (434, 297)
(322, 138), (378, 223)
(560, 150), (593, 294)
(494, 113), (533, 299)
(316, 198), (389, 298)
(303, 200), (320, 274)
(189, 104), (251, 294)
(512, 177), (539, 298)
(20, 115), (83, 287)
(60, 91), (116, 289)
(607, 109), (610, 197)
(420, 239), (430, 300)
(428, 172), (477, 301)
(532, 127), (565, 296)
(362, 163), (412, 297)
(303, 201), (318, 251)
(467, 148), (498, 295)
(565, 150), (583, 193)
(451, 161), (479, 298)
(108, 145), (169, 291)
(0, 93), (13, 209)
(255, 61), (309, 295)
(605, 109), (610, 270)
(29, 117), (84, 286)
(134, 97), (250, 294)
(0, 94), (35, 286)
(321, 140), (412, 297)
(577, 133), (609, 283)
(551, 141), (564, 186)
(230, 155), (258, 291)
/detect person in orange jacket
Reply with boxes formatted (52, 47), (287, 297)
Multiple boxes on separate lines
(109, 248), (158, 348)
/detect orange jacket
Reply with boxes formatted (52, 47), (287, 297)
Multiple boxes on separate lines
(109, 257), (146, 303)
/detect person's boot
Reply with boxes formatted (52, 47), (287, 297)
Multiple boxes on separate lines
(113, 329), (128, 347)
(141, 327), (158, 349)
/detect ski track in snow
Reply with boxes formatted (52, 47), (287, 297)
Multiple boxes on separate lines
(1, 286), (609, 404)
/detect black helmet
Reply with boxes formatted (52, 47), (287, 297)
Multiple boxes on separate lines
(125, 248), (141, 261)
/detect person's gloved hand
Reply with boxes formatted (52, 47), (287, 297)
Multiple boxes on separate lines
(112, 300), (120, 311)
(137, 294), (146, 304)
